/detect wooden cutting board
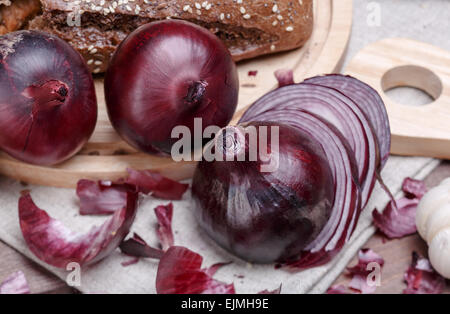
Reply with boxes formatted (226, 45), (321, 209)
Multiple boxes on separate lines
(0, 0), (353, 188)
(346, 38), (450, 160)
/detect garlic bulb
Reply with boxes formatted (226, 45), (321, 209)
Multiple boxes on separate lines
(416, 178), (450, 278)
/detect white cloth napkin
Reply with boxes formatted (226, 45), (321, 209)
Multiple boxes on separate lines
(0, 156), (439, 293)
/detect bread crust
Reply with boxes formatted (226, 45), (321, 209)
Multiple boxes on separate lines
(0, 0), (41, 35)
(28, 0), (313, 73)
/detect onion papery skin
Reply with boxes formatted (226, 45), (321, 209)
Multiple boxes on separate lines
(241, 83), (378, 209)
(105, 20), (239, 155)
(0, 30), (97, 165)
(304, 75), (390, 167)
(19, 188), (138, 269)
(192, 122), (335, 263)
(241, 109), (361, 267)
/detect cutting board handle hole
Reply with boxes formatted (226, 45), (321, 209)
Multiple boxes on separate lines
(381, 65), (442, 106)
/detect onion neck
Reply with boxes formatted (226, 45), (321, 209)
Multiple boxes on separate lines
(216, 126), (246, 161)
(22, 80), (68, 115)
(183, 80), (208, 108)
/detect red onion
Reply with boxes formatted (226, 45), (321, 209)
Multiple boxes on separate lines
(192, 75), (391, 268)
(192, 122), (335, 263)
(304, 75), (391, 167)
(105, 20), (239, 155)
(244, 110), (361, 268)
(0, 30), (97, 165)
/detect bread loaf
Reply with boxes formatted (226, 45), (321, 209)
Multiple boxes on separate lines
(27, 0), (313, 73)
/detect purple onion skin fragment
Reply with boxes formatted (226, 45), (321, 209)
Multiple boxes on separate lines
(19, 189), (138, 269)
(105, 20), (239, 156)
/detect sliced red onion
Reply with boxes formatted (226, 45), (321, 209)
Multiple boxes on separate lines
(0, 271), (30, 294)
(373, 197), (419, 239)
(19, 190), (138, 268)
(244, 110), (360, 268)
(125, 168), (188, 200)
(241, 83), (377, 208)
(304, 75), (390, 167)
(119, 233), (164, 259)
(246, 110), (360, 253)
(77, 179), (132, 215)
(154, 203), (174, 251)
(403, 252), (446, 294)
(193, 121), (335, 263)
(156, 246), (235, 294)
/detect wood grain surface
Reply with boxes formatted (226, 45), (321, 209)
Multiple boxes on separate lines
(346, 38), (450, 160)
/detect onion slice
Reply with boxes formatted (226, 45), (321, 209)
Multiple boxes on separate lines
(243, 110), (360, 268)
(19, 190), (138, 268)
(304, 75), (390, 167)
(241, 83), (377, 208)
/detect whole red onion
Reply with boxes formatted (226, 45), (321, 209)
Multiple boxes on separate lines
(0, 30), (97, 165)
(105, 20), (239, 155)
(191, 122), (334, 263)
